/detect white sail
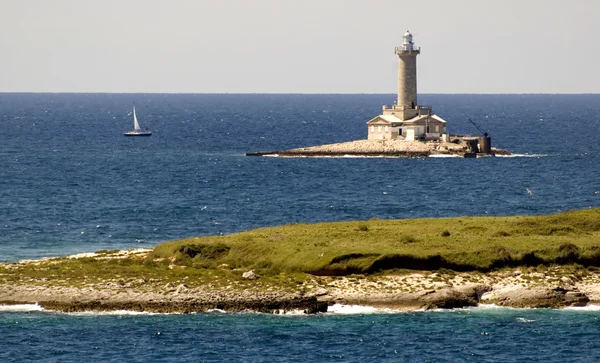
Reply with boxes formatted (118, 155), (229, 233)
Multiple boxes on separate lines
(125, 102), (151, 136)
(133, 104), (141, 131)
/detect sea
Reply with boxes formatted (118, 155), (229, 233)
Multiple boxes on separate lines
(1, 93), (599, 362)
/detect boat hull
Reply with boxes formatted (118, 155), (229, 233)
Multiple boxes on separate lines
(124, 131), (152, 137)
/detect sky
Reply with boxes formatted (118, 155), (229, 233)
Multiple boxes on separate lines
(1, 0), (598, 93)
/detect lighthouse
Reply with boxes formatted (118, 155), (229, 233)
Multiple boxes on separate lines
(367, 31), (447, 141)
(396, 30), (420, 111)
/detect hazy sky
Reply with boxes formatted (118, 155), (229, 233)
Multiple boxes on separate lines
(1, 0), (598, 93)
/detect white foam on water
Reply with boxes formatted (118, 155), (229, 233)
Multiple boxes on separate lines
(428, 304), (533, 313)
(326, 304), (401, 315)
(268, 155), (398, 159)
(496, 153), (548, 158)
(475, 304), (600, 312)
(326, 303), (550, 315)
(207, 308), (227, 313)
(67, 310), (170, 316)
(273, 309), (308, 316)
(428, 154), (460, 158)
(325, 304), (600, 315)
(454, 304), (600, 313)
(564, 305), (600, 311)
(468, 303), (512, 310)
(0, 303), (44, 312)
(7, 303), (597, 316)
(461, 304), (534, 311)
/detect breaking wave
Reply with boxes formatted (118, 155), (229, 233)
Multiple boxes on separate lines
(0, 303), (44, 312)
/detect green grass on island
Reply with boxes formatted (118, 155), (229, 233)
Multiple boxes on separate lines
(2, 209), (600, 286)
(151, 208), (600, 275)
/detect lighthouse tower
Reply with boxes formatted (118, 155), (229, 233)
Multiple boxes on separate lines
(396, 31), (420, 114)
(366, 31), (447, 141)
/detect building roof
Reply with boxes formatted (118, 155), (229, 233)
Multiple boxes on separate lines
(402, 114), (447, 125)
(366, 114), (402, 124)
(367, 113), (447, 125)
(431, 114), (447, 123)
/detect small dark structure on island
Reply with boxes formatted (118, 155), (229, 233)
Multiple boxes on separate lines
(459, 118), (492, 158)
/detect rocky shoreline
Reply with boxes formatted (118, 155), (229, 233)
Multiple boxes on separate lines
(246, 139), (511, 158)
(318, 267), (595, 310)
(2, 293), (328, 314)
(1, 251), (598, 313)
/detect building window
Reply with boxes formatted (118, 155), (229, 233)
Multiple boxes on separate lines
(378, 126), (382, 132)
(371, 126), (374, 132)
(435, 125), (439, 132)
(385, 126), (388, 132)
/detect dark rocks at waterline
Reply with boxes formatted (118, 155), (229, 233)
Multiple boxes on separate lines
(246, 150), (432, 158)
(2, 284), (593, 313)
(37, 297), (329, 314)
(421, 284), (493, 310)
(328, 284), (493, 310)
(245, 148), (511, 158)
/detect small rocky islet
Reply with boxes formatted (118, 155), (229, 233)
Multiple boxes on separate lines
(0, 248), (597, 314)
(247, 32), (511, 159)
(246, 139), (511, 158)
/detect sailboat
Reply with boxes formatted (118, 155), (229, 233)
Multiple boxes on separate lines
(124, 102), (152, 136)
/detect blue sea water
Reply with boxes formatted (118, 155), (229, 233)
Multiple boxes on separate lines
(2, 306), (600, 362)
(1, 93), (599, 361)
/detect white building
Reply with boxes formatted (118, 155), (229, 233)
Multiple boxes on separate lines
(367, 31), (448, 141)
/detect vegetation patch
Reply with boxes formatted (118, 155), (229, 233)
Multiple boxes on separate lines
(315, 253), (381, 275)
(356, 224), (369, 232)
(3, 209), (600, 283)
(177, 243), (230, 260)
(399, 235), (418, 244)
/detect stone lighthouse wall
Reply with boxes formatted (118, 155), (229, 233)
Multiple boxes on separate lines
(397, 54), (418, 109)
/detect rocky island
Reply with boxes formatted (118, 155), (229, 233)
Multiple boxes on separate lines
(246, 138), (511, 158)
(1, 209), (598, 313)
(247, 31), (511, 159)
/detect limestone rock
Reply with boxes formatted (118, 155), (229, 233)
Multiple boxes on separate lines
(558, 288), (589, 307)
(312, 287), (330, 296)
(560, 276), (573, 285)
(175, 284), (188, 294)
(164, 282), (175, 291)
(456, 284), (492, 300)
(420, 286), (484, 309)
(242, 270), (258, 280)
(482, 286), (589, 308)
